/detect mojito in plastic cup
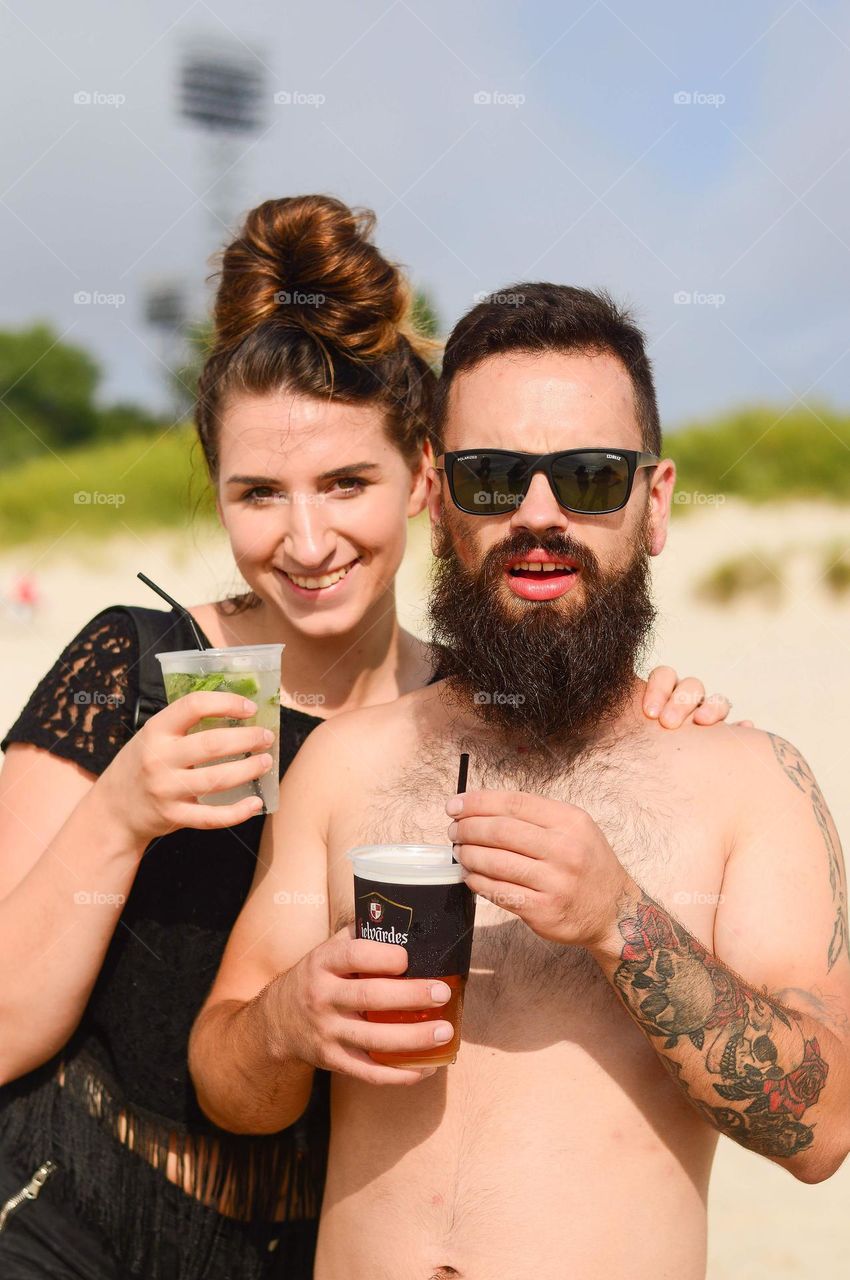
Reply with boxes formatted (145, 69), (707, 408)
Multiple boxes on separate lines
(156, 643), (283, 814)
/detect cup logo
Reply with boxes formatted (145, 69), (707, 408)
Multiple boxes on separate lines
(369, 899), (384, 922)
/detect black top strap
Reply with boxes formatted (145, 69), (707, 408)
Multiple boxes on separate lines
(116, 605), (212, 733)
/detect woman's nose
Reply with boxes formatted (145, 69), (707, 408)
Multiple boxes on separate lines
(280, 496), (335, 566)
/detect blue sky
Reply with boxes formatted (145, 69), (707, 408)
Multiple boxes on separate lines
(1, 0), (848, 431)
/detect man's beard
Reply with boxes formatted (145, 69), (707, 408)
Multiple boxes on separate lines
(428, 514), (656, 748)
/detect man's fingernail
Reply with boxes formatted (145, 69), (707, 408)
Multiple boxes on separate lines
(430, 982), (451, 1003)
(447, 821), (458, 841)
(434, 1024), (454, 1043)
(645, 704), (660, 718)
(446, 796), (463, 815)
(420, 1067), (438, 1078)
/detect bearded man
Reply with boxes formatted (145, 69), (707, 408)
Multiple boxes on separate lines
(190, 284), (850, 1280)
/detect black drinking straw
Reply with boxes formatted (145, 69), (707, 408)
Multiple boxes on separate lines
(452, 752), (470, 864)
(137, 572), (207, 650)
(137, 572), (264, 805)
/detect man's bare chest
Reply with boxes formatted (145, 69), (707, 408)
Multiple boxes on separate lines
(327, 730), (725, 1017)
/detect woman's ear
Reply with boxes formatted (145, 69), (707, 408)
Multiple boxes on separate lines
(407, 439), (435, 518)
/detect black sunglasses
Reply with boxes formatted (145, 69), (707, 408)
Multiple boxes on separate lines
(436, 448), (659, 516)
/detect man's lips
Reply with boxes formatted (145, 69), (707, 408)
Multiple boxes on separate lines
(504, 551), (581, 601)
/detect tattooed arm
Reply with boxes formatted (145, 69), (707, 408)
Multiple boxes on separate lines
(592, 728), (850, 1182)
(448, 733), (850, 1182)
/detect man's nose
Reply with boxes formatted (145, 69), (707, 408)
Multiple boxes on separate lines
(508, 471), (570, 535)
(281, 496), (335, 566)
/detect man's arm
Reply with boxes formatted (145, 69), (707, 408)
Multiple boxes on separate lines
(189, 723), (334, 1134)
(589, 729), (850, 1183)
(190, 717), (455, 1135)
(447, 728), (850, 1183)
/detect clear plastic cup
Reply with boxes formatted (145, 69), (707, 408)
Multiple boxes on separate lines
(156, 644), (283, 815)
(347, 843), (477, 1067)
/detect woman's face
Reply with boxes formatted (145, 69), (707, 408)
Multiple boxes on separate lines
(215, 389), (430, 639)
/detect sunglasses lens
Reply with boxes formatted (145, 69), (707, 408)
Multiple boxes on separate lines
(450, 454), (528, 513)
(551, 452), (630, 512)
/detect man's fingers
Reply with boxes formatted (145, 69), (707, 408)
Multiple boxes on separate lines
(453, 839), (545, 891)
(335, 977), (453, 1015)
(336, 1045), (440, 1087)
(326, 929), (410, 977)
(462, 872), (538, 917)
(341, 1012), (455, 1059)
(449, 815), (555, 862)
(447, 788), (583, 829)
(643, 665), (677, 717)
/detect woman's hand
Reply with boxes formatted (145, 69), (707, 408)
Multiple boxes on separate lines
(643, 666), (753, 730)
(98, 692), (275, 845)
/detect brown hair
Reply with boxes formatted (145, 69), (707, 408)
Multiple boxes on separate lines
(432, 283), (661, 455)
(194, 195), (441, 612)
(195, 194), (441, 481)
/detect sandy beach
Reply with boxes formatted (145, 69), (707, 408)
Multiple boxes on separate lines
(2, 499), (848, 1276)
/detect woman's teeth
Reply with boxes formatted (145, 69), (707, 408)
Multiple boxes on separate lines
(285, 560), (357, 590)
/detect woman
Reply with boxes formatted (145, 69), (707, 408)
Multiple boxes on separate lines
(0, 194), (735, 1280)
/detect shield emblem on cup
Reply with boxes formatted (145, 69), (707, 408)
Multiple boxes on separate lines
(370, 899), (383, 922)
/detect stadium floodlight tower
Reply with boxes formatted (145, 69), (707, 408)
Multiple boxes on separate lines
(178, 34), (267, 241)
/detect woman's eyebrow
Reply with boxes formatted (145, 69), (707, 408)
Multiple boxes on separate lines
(226, 462), (382, 486)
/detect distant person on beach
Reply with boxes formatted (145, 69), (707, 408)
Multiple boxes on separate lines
(192, 283), (850, 1280)
(0, 199), (731, 1280)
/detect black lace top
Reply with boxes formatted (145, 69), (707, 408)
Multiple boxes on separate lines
(0, 607), (331, 1280)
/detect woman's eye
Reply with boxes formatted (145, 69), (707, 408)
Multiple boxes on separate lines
(242, 486), (279, 503)
(332, 477), (367, 495)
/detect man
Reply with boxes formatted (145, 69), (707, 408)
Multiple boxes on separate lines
(190, 285), (850, 1280)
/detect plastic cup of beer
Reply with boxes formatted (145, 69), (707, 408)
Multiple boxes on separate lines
(347, 843), (476, 1068)
(155, 644), (283, 815)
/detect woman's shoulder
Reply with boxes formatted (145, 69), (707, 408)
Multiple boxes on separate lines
(1, 605), (141, 774)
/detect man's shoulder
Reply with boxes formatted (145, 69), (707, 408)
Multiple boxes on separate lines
(648, 718), (817, 807)
(300, 684), (442, 765)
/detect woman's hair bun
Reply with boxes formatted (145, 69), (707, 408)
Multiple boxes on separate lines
(212, 194), (419, 361)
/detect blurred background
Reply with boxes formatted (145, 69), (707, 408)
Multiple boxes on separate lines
(1, 3), (848, 1273)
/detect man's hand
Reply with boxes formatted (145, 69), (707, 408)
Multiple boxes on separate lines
(643, 666), (753, 729)
(272, 927), (456, 1085)
(446, 789), (632, 950)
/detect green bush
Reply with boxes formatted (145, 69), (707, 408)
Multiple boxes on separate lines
(670, 403), (850, 506)
(0, 424), (215, 547)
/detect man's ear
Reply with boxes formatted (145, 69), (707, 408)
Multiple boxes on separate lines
(648, 459), (676, 556)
